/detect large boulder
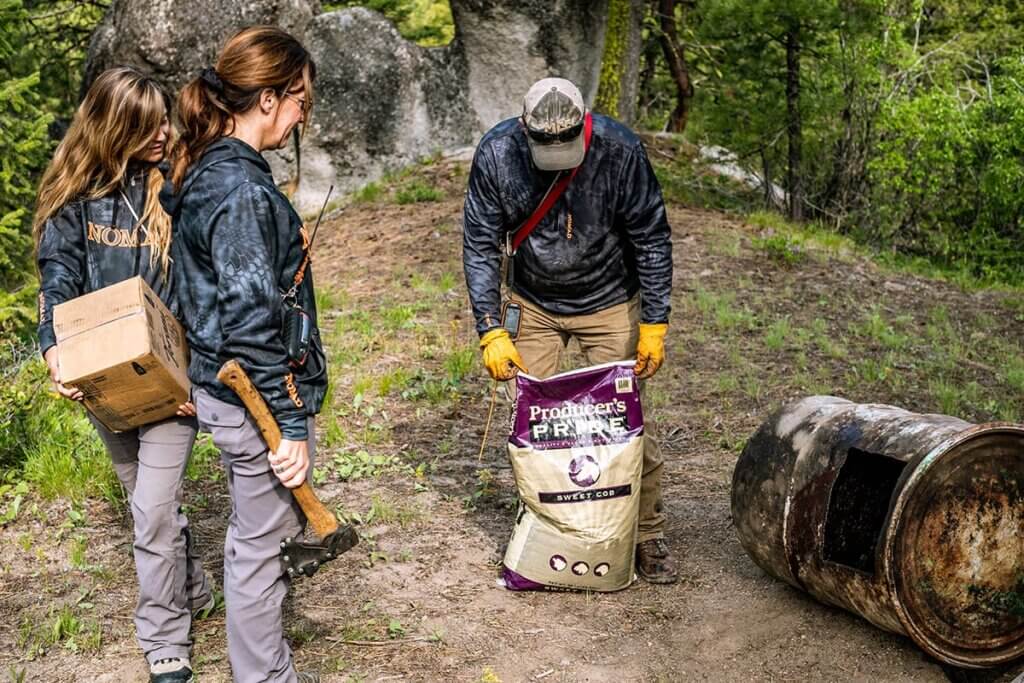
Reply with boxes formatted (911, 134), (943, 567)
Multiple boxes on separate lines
(84, 0), (637, 212)
(284, 7), (475, 211)
(84, 0), (321, 95)
(451, 0), (610, 129)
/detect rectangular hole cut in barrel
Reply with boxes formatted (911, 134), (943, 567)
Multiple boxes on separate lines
(822, 448), (908, 574)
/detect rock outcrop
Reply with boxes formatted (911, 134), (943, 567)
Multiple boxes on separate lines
(84, 0), (321, 95)
(84, 0), (638, 212)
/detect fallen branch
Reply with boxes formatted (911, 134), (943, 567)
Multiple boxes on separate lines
(325, 636), (436, 647)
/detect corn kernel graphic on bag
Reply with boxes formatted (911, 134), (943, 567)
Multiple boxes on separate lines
(502, 361), (643, 591)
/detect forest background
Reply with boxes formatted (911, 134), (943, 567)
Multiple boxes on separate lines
(0, 2), (1022, 678)
(3, 0), (1024, 499)
(2, 0), (1024, 523)
(5, 0), (1024, 341)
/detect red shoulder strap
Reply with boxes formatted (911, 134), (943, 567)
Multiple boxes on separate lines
(510, 113), (592, 254)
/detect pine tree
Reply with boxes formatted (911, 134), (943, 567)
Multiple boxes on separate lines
(0, 0), (53, 339)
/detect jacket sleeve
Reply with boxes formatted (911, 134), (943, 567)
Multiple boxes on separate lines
(37, 203), (87, 356)
(208, 182), (308, 440)
(618, 143), (673, 324)
(462, 143), (506, 336)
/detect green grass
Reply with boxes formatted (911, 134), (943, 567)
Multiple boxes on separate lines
(850, 356), (897, 386)
(378, 367), (414, 397)
(352, 374), (375, 398)
(47, 607), (81, 646)
(715, 372), (740, 394)
(410, 270), (457, 296)
(185, 435), (222, 483)
(335, 310), (375, 338)
(764, 316), (792, 351)
(443, 347), (475, 384)
(68, 535), (88, 569)
(462, 468), (498, 509)
(999, 349), (1024, 393)
(747, 210), (857, 262)
(709, 231), (742, 258)
(387, 618), (406, 639)
(751, 233), (807, 266)
(17, 605), (103, 656)
(2, 356), (119, 509)
(366, 493), (421, 528)
(19, 399), (121, 506)
(928, 377), (983, 417)
(381, 304), (418, 331)
(353, 181), (383, 203)
(693, 287), (757, 331)
(851, 308), (910, 350)
(319, 419), (349, 450)
(316, 287), (348, 313)
(744, 208), (1024, 292)
(395, 181), (443, 204)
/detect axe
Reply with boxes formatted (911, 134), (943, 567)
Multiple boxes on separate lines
(217, 359), (358, 578)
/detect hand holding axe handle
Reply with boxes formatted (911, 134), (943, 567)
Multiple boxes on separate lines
(217, 359), (358, 578)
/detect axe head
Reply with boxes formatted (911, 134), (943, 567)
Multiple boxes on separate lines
(280, 524), (359, 579)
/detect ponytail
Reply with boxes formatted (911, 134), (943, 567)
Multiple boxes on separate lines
(169, 76), (238, 189)
(169, 25), (316, 190)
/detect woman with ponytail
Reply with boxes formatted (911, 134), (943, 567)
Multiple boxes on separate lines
(160, 26), (325, 683)
(35, 67), (213, 683)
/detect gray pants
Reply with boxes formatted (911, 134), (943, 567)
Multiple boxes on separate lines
(91, 414), (211, 664)
(193, 389), (313, 683)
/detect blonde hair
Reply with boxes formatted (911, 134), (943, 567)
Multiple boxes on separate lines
(33, 67), (173, 273)
(171, 25), (316, 190)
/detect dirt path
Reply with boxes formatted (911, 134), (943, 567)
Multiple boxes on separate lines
(3, 157), (1023, 682)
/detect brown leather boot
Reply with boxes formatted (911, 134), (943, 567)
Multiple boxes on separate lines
(635, 538), (678, 584)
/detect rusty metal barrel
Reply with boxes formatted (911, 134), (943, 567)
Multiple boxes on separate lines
(732, 396), (1024, 668)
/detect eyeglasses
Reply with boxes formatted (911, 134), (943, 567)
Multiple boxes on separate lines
(283, 92), (308, 111)
(523, 118), (584, 144)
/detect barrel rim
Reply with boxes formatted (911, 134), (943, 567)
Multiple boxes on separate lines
(884, 422), (1024, 668)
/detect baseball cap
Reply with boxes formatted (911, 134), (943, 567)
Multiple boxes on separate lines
(522, 77), (587, 171)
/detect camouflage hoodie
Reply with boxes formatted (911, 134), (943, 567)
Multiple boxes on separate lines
(160, 137), (326, 440)
(37, 165), (173, 356)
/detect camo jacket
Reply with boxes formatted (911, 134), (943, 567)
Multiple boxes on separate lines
(37, 167), (174, 356)
(463, 112), (673, 336)
(160, 137), (326, 440)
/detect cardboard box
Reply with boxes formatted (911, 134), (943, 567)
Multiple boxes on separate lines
(53, 276), (190, 432)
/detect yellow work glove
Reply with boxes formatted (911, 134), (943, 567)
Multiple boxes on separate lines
(634, 323), (668, 379)
(480, 328), (527, 381)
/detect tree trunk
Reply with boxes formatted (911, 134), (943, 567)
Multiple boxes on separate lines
(595, 0), (644, 124)
(636, 19), (661, 124)
(656, 0), (694, 133)
(785, 26), (803, 222)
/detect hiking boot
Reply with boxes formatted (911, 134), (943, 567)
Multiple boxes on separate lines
(296, 672), (320, 683)
(635, 538), (678, 584)
(150, 657), (193, 683)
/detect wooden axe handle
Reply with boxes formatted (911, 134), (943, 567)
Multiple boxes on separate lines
(217, 359), (339, 540)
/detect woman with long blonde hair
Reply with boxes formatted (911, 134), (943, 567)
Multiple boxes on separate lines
(160, 26), (325, 683)
(36, 66), (212, 683)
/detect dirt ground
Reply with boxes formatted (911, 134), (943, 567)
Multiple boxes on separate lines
(2, 156), (1023, 682)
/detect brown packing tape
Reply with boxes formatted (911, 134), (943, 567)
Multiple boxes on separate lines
(58, 316), (151, 383)
(53, 277), (145, 342)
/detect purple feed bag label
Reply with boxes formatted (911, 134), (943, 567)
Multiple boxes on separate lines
(502, 361), (643, 592)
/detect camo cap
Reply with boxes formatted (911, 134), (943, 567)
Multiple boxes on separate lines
(522, 77), (587, 171)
